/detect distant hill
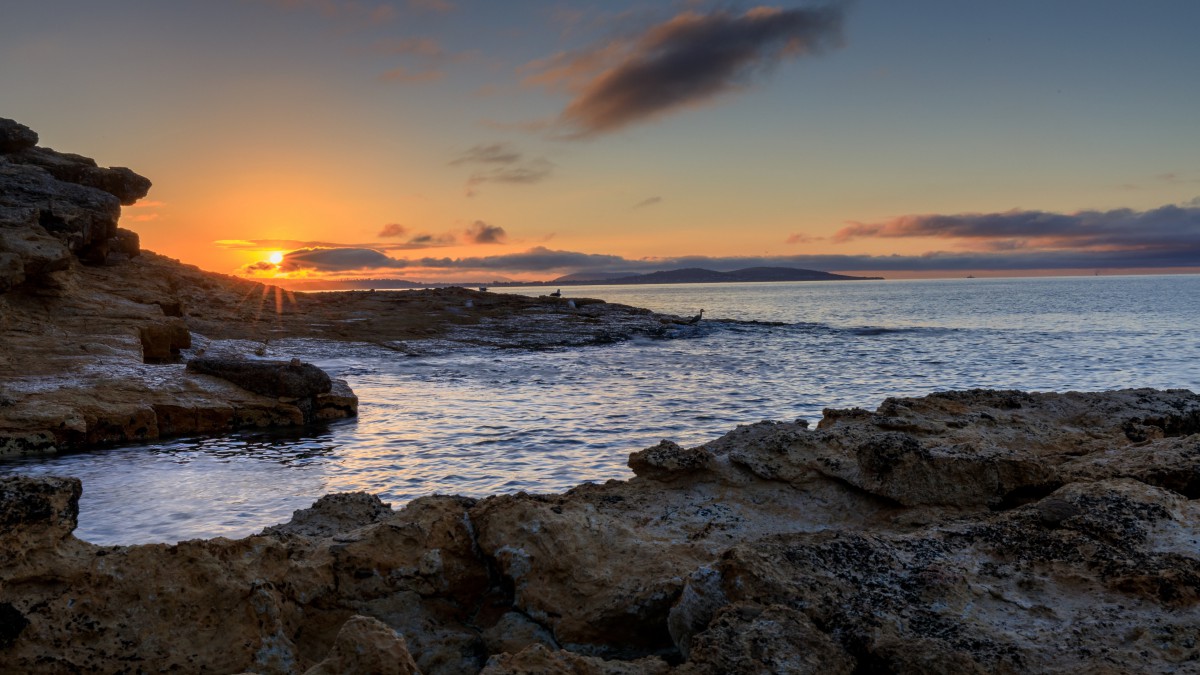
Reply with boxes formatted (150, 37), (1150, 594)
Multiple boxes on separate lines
(563, 267), (882, 285)
(272, 267), (880, 291)
(551, 271), (636, 283)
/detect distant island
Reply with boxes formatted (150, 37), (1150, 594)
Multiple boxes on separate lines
(553, 266), (882, 285)
(274, 266), (882, 291)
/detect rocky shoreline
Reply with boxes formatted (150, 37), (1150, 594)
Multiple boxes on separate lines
(4, 117), (1199, 673)
(0, 117), (692, 456)
(3, 387), (1199, 673)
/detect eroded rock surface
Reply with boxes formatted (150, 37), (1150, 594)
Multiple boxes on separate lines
(2, 388), (1199, 673)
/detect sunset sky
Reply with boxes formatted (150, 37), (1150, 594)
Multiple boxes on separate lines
(3, 0), (1198, 281)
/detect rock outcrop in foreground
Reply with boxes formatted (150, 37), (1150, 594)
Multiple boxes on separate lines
(3, 388), (1199, 673)
(0, 117), (687, 455)
(0, 116), (360, 455)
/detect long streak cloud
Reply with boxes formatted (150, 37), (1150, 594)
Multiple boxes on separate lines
(526, 4), (846, 136)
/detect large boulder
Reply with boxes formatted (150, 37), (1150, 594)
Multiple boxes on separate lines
(186, 357), (333, 398)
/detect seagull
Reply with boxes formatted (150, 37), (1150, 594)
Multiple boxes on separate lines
(686, 309), (704, 325)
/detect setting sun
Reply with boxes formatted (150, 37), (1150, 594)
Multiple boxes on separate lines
(268, 251), (283, 265)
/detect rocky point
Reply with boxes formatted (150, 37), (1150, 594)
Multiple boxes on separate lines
(0, 118), (690, 457)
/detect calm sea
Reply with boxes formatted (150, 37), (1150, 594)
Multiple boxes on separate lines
(4, 275), (1199, 544)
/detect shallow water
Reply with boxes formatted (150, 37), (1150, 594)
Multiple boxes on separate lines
(4, 275), (1198, 544)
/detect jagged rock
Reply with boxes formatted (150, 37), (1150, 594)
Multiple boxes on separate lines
(2, 390), (1200, 673)
(304, 615), (421, 675)
(187, 357), (332, 398)
(7, 145), (151, 205)
(0, 118), (37, 153)
(264, 492), (392, 539)
(628, 439), (713, 479)
(681, 478), (1200, 672)
(0, 157), (121, 258)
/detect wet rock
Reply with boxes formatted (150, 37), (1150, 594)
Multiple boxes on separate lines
(187, 357), (332, 398)
(316, 379), (359, 421)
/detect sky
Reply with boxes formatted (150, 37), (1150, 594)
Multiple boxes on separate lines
(2, 0), (1199, 282)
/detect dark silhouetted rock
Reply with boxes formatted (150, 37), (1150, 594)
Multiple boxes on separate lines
(7, 146), (151, 206)
(0, 118), (37, 153)
(187, 357), (333, 398)
(110, 227), (140, 258)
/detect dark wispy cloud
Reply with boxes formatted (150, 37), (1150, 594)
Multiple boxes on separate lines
(524, 4), (846, 137)
(465, 220), (507, 244)
(452, 142), (554, 196)
(406, 232), (459, 246)
(378, 223), (408, 237)
(450, 143), (523, 166)
(633, 196), (662, 209)
(832, 203), (1200, 254)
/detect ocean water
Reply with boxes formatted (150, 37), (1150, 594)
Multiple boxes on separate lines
(4, 275), (1199, 545)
